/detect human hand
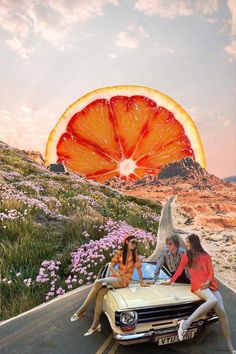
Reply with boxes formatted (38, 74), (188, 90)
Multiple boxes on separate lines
(160, 279), (172, 285)
(140, 281), (150, 287)
(200, 280), (210, 290)
(145, 280), (155, 285)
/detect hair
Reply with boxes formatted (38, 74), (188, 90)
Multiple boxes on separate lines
(122, 235), (137, 265)
(166, 233), (180, 248)
(186, 233), (207, 268)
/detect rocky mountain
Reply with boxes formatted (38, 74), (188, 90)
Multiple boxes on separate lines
(0, 141), (45, 166)
(106, 157), (236, 231)
(106, 157), (236, 289)
(106, 157), (226, 191)
(223, 176), (236, 183)
(23, 150), (45, 166)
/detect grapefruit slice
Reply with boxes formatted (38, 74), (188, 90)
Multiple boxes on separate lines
(45, 85), (205, 182)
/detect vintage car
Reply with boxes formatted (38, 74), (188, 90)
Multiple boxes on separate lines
(97, 262), (218, 346)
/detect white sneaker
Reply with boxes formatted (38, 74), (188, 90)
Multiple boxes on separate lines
(178, 320), (187, 341)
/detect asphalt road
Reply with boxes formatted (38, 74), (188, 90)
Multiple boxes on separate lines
(0, 281), (235, 354)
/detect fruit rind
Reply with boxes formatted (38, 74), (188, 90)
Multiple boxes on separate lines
(45, 85), (206, 169)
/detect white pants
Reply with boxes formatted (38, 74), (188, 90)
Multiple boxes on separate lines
(95, 277), (121, 284)
(184, 288), (234, 352)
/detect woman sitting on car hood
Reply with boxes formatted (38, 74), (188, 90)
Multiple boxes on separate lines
(71, 235), (148, 336)
(163, 233), (235, 354)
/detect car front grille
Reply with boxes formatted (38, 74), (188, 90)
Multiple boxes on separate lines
(115, 301), (204, 325)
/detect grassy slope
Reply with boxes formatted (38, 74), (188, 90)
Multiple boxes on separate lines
(0, 143), (161, 320)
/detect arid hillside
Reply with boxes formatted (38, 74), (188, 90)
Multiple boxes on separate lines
(106, 157), (236, 289)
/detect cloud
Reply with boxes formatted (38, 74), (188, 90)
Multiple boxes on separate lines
(225, 1), (236, 61)
(206, 17), (219, 24)
(5, 37), (35, 59)
(0, 110), (11, 122)
(21, 104), (38, 113)
(223, 120), (230, 127)
(116, 24), (149, 48)
(224, 40), (236, 60)
(227, 0), (236, 35)
(109, 53), (118, 59)
(0, 104), (57, 154)
(134, 0), (235, 60)
(0, 0), (120, 57)
(134, 0), (219, 19)
(18, 116), (32, 123)
(161, 46), (174, 53)
(116, 32), (139, 48)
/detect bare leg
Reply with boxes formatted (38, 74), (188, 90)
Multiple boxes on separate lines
(213, 291), (235, 354)
(183, 289), (218, 330)
(85, 280), (124, 332)
(74, 277), (123, 316)
(74, 282), (104, 316)
(90, 287), (108, 329)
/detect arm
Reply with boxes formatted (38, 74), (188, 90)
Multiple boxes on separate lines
(137, 267), (144, 287)
(137, 264), (151, 287)
(206, 254), (214, 282)
(109, 251), (121, 277)
(109, 262), (121, 277)
(171, 253), (188, 283)
(200, 254), (214, 290)
(134, 255), (150, 287)
(154, 249), (165, 279)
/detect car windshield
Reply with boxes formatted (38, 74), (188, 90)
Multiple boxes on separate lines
(131, 262), (170, 281)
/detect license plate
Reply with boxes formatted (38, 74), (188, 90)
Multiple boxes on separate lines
(158, 329), (197, 346)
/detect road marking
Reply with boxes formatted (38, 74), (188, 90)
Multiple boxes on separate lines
(0, 284), (92, 326)
(107, 340), (119, 354)
(96, 333), (114, 354)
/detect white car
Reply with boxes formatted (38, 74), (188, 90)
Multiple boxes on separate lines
(97, 262), (218, 346)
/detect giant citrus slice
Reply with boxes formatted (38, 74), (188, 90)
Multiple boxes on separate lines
(45, 85), (205, 182)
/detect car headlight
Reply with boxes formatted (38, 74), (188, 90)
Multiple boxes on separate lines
(120, 311), (137, 325)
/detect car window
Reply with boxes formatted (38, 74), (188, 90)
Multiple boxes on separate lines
(131, 263), (170, 281)
(112, 262), (170, 281)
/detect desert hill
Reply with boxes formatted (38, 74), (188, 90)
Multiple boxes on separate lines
(106, 157), (236, 289)
(224, 176), (236, 183)
(106, 157), (236, 229)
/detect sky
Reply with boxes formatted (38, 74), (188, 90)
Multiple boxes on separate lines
(0, 0), (235, 178)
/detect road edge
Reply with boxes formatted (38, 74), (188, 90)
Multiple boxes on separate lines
(1, 276), (235, 327)
(0, 284), (92, 327)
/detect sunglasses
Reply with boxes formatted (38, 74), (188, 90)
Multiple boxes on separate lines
(130, 240), (138, 245)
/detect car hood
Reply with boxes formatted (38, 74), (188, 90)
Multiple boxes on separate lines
(111, 283), (200, 310)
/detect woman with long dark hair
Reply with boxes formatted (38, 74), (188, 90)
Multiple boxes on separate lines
(71, 235), (146, 336)
(163, 233), (235, 354)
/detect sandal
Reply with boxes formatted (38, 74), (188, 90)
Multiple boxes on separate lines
(70, 312), (85, 322)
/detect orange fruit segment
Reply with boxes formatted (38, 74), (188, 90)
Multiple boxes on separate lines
(45, 85), (206, 182)
(67, 99), (121, 161)
(57, 132), (117, 176)
(133, 106), (193, 170)
(110, 96), (156, 158)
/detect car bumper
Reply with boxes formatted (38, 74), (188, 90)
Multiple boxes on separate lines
(114, 316), (218, 344)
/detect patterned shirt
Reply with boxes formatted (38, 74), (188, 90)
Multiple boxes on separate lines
(111, 250), (141, 287)
(154, 247), (189, 279)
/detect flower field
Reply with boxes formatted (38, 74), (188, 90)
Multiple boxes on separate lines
(0, 143), (161, 320)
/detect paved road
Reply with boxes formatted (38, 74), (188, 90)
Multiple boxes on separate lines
(0, 282), (235, 354)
